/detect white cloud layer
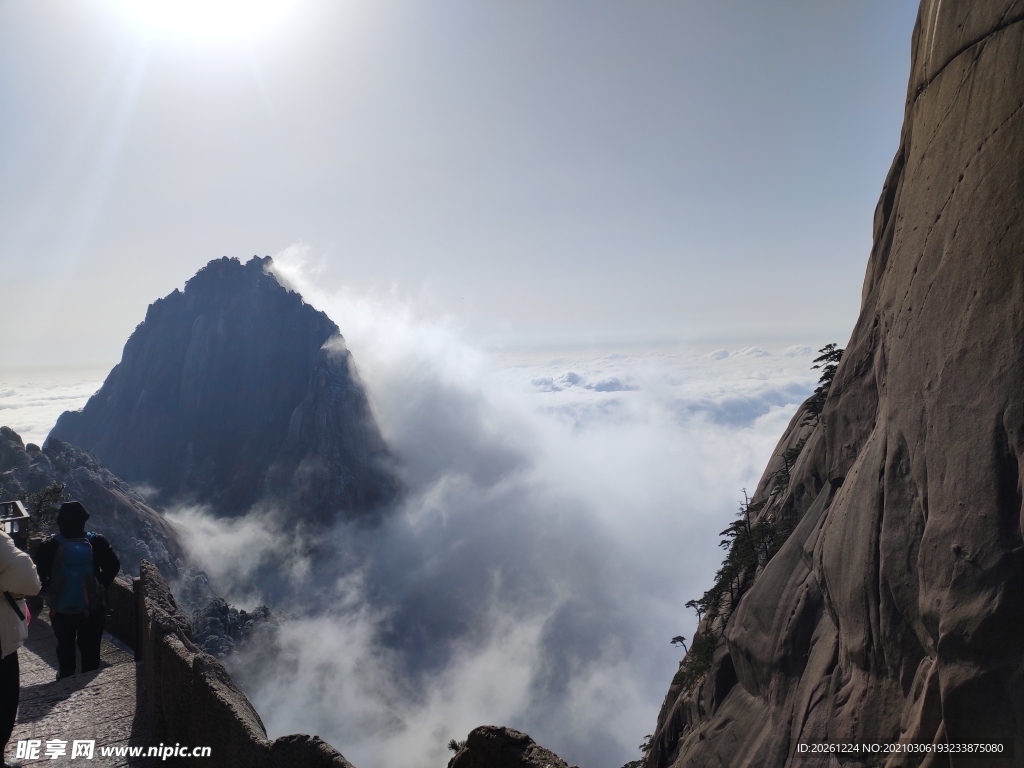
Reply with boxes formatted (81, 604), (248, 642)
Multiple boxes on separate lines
(177, 248), (818, 768)
(0, 369), (108, 447)
(0, 251), (823, 768)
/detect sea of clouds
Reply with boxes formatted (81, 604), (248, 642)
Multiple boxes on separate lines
(0, 368), (110, 448)
(0, 252), (824, 768)
(175, 251), (819, 768)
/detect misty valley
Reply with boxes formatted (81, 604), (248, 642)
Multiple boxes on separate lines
(1, 255), (820, 768)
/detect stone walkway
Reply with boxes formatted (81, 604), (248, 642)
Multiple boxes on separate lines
(6, 613), (159, 767)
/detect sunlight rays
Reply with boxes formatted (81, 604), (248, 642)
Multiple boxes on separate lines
(110, 0), (297, 44)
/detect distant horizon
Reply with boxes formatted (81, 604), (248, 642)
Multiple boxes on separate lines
(0, 334), (833, 372)
(2, 243), (856, 370)
(1, 334), (824, 449)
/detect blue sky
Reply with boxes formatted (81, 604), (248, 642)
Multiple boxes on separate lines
(0, 0), (919, 367)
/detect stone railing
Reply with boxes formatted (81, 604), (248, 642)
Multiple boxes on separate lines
(105, 562), (355, 768)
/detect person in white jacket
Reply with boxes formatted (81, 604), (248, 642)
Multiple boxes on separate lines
(0, 529), (41, 768)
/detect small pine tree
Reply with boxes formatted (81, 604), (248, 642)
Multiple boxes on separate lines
(804, 343), (844, 421)
(678, 490), (796, 692)
(673, 630), (717, 691)
(771, 436), (808, 494)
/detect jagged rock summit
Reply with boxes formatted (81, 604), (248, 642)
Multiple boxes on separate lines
(51, 256), (397, 520)
(645, 2), (1024, 766)
(447, 727), (579, 768)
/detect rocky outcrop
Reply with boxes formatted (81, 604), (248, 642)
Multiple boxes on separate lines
(447, 727), (578, 768)
(121, 561), (357, 768)
(191, 597), (279, 661)
(50, 256), (397, 520)
(0, 425), (274, 656)
(647, 2), (1024, 766)
(0, 425), (186, 578)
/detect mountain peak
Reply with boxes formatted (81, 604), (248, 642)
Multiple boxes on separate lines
(51, 256), (397, 520)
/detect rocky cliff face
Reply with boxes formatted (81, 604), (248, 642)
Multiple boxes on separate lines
(0, 426), (186, 578)
(50, 256), (397, 520)
(647, 2), (1024, 765)
(0, 425), (282, 663)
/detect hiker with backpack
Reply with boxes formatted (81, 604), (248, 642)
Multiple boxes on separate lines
(0, 526), (41, 768)
(32, 501), (120, 679)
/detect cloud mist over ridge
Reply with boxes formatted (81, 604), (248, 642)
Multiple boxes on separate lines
(155, 249), (823, 768)
(0, 248), (826, 767)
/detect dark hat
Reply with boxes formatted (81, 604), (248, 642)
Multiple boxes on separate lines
(56, 501), (90, 529)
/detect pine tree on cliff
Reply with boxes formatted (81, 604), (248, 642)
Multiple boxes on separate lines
(803, 342), (844, 421)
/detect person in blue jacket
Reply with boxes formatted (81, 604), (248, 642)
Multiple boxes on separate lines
(32, 502), (119, 679)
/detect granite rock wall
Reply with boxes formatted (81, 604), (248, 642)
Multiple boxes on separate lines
(647, 2), (1024, 765)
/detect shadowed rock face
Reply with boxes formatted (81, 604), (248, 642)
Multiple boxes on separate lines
(50, 256), (397, 520)
(447, 727), (579, 768)
(646, 3), (1024, 766)
(0, 426), (185, 578)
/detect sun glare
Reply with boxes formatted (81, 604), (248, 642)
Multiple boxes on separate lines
(112, 0), (296, 43)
